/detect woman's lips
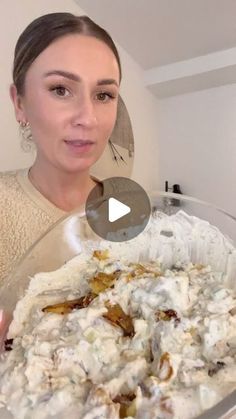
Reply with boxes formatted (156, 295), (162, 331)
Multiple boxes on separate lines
(64, 139), (95, 153)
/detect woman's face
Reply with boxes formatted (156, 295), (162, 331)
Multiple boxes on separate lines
(12, 34), (120, 173)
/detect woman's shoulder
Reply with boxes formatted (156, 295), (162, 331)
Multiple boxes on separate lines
(0, 169), (18, 184)
(0, 169), (30, 200)
(0, 171), (24, 221)
(0, 170), (21, 191)
(0, 169), (35, 220)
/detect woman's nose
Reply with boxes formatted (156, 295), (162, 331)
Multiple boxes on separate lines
(71, 95), (98, 128)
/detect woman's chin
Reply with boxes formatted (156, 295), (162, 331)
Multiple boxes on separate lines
(61, 157), (97, 174)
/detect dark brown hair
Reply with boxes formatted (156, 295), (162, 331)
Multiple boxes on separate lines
(13, 12), (122, 95)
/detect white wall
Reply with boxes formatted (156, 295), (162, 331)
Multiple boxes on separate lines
(0, 0), (160, 191)
(118, 48), (159, 189)
(157, 84), (236, 215)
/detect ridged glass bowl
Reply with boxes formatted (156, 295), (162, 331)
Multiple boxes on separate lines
(0, 191), (235, 419)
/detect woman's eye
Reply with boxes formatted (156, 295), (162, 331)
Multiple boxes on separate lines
(50, 85), (70, 97)
(96, 92), (115, 102)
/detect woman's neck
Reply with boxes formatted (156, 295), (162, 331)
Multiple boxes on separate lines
(28, 162), (98, 212)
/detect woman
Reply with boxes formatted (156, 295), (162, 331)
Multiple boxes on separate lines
(0, 12), (121, 284)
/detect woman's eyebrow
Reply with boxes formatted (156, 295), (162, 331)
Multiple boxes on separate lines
(97, 79), (119, 87)
(43, 70), (118, 86)
(44, 70), (81, 82)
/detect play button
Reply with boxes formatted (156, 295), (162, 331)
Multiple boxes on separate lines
(85, 177), (151, 242)
(108, 198), (131, 222)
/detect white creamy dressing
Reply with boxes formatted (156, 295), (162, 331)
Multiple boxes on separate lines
(0, 211), (235, 419)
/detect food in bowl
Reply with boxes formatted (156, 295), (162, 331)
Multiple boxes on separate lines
(0, 211), (235, 419)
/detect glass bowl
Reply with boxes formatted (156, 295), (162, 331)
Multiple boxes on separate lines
(0, 191), (235, 419)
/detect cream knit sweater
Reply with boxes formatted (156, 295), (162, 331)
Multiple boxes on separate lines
(0, 169), (86, 283)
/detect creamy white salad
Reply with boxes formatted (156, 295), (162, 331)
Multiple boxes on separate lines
(0, 211), (236, 419)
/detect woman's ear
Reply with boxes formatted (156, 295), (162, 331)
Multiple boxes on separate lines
(9, 84), (27, 123)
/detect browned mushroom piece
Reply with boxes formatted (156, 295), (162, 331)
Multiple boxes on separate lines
(229, 307), (236, 316)
(155, 309), (180, 324)
(126, 263), (161, 281)
(42, 292), (96, 314)
(132, 263), (150, 275)
(103, 303), (135, 337)
(113, 393), (136, 418)
(208, 361), (226, 377)
(158, 352), (174, 381)
(4, 338), (14, 352)
(92, 249), (110, 261)
(89, 271), (121, 294)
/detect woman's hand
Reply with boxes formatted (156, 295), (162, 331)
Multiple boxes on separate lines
(0, 310), (12, 352)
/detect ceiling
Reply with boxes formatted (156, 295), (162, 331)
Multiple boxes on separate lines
(76, 0), (236, 97)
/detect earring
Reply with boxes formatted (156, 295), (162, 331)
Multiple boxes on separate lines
(19, 121), (33, 151)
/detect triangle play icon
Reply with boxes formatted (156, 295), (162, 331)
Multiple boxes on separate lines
(108, 197), (131, 223)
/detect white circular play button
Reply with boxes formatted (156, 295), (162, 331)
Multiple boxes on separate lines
(108, 198), (131, 223)
(85, 177), (151, 242)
